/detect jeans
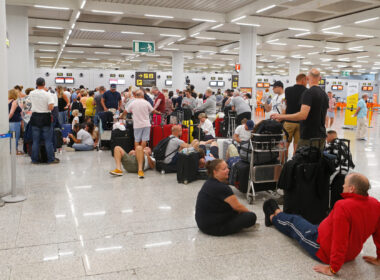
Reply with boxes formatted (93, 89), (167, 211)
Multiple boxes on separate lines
(272, 212), (320, 261)
(73, 143), (93, 151)
(58, 111), (67, 126)
(199, 212), (257, 236)
(31, 125), (55, 163)
(9, 121), (21, 151)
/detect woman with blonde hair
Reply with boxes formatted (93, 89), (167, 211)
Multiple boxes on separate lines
(80, 89), (88, 109)
(57, 86), (69, 126)
(8, 89), (23, 154)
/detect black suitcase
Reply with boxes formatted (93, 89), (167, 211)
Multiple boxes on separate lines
(156, 161), (177, 174)
(111, 128), (134, 156)
(229, 160), (250, 193)
(177, 152), (200, 184)
(55, 128), (63, 149)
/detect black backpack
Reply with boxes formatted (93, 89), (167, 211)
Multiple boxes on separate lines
(153, 136), (177, 161)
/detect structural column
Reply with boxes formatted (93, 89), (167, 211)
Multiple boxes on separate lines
(172, 51), (184, 91)
(0, 0), (11, 195)
(239, 26), (257, 119)
(289, 58), (300, 86)
(29, 44), (35, 87)
(6, 5), (29, 88)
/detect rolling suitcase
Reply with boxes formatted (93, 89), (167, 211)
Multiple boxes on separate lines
(215, 118), (223, 137)
(151, 125), (164, 148)
(61, 124), (72, 138)
(180, 128), (189, 143)
(177, 152), (200, 184)
(111, 128), (134, 156)
(229, 160), (250, 193)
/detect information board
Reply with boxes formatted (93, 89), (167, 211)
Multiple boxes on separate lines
(135, 72), (156, 87)
(232, 75), (239, 89)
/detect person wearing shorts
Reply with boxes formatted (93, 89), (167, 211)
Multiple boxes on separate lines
(325, 91), (336, 128)
(110, 146), (156, 178)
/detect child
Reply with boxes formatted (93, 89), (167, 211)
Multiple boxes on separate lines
(72, 109), (79, 130)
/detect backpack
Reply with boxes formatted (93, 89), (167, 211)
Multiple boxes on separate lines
(255, 119), (287, 136)
(325, 139), (355, 170)
(153, 136), (177, 161)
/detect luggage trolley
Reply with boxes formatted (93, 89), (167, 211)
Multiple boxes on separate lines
(246, 133), (287, 204)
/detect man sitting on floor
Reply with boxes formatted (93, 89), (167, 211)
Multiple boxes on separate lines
(110, 146), (155, 178)
(263, 172), (380, 276)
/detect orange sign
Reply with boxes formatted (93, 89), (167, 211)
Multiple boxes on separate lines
(263, 83), (270, 88)
(235, 64), (241, 71)
(256, 82), (264, 88)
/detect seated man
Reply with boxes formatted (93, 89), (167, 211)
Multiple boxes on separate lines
(197, 139), (219, 168)
(263, 172), (380, 276)
(233, 119), (254, 144)
(163, 125), (190, 167)
(65, 123), (94, 151)
(110, 146), (155, 178)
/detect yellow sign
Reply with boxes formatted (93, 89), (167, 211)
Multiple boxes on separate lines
(136, 79), (142, 86)
(232, 82), (238, 88)
(144, 73), (148, 79)
(344, 93), (358, 126)
(149, 73), (154, 79)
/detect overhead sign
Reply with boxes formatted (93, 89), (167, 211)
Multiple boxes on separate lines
(232, 75), (239, 89)
(341, 71), (350, 77)
(235, 64), (241, 72)
(135, 72), (156, 87)
(133, 40), (155, 54)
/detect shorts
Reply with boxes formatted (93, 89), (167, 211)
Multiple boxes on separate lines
(121, 153), (145, 173)
(283, 122), (300, 144)
(227, 144), (239, 157)
(134, 127), (150, 142)
(327, 111), (335, 118)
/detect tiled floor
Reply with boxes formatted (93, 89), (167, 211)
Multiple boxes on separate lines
(1, 112), (380, 279)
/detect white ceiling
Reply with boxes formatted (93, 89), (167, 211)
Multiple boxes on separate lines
(7, 0), (380, 75)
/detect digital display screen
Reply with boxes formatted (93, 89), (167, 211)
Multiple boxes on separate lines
(264, 83), (270, 88)
(57, 73), (63, 77)
(109, 78), (118, 84)
(66, 73), (72, 77)
(119, 74), (125, 78)
(337, 85), (343, 90)
(117, 79), (125, 85)
(110, 74), (116, 78)
(55, 77), (65, 84)
(362, 86), (373, 91)
(256, 82), (264, 88)
(211, 77), (216, 81)
(165, 80), (172, 86)
(218, 77), (223, 81)
(65, 77), (74, 84)
(209, 81), (218, 87)
(217, 81), (225, 87)
(331, 85), (338, 90)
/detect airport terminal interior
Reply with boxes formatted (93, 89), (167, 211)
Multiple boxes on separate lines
(1, 0), (380, 279)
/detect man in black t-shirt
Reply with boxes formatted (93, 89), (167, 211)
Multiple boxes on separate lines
(271, 69), (328, 151)
(284, 74), (307, 155)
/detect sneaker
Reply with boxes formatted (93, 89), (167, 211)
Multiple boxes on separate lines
(263, 199), (280, 227)
(110, 169), (123, 176)
(138, 170), (144, 179)
(64, 147), (75, 152)
(49, 158), (60, 164)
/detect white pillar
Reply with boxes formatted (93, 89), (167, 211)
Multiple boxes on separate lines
(239, 26), (257, 119)
(289, 58), (300, 85)
(29, 44), (35, 87)
(172, 51), (184, 91)
(0, 0), (11, 195)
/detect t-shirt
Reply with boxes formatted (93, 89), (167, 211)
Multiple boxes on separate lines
(126, 98), (154, 129)
(200, 119), (215, 137)
(102, 90), (121, 110)
(164, 136), (184, 164)
(195, 178), (235, 229)
(72, 116), (79, 130)
(154, 92), (166, 113)
(231, 96), (251, 115)
(30, 89), (54, 113)
(285, 84), (306, 121)
(51, 92), (58, 107)
(357, 99), (367, 119)
(77, 129), (94, 146)
(234, 125), (252, 142)
(85, 97), (95, 116)
(300, 86), (329, 139)
(143, 155), (156, 170)
(182, 96), (196, 110)
(328, 97), (336, 112)
(265, 93), (285, 119)
(94, 93), (104, 113)
(64, 91), (71, 102)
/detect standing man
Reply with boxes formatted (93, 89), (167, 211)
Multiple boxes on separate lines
(94, 86), (105, 125)
(354, 93), (368, 140)
(195, 88), (217, 122)
(101, 84), (121, 112)
(272, 69), (328, 151)
(29, 78), (59, 164)
(152, 86), (166, 114)
(226, 91), (252, 125)
(283, 74), (307, 156)
(264, 81), (286, 120)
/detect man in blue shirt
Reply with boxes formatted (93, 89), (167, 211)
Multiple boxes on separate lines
(101, 84), (121, 111)
(354, 93), (368, 140)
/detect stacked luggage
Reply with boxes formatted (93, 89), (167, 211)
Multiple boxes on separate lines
(110, 121), (134, 156)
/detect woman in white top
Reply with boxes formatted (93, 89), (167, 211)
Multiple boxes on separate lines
(198, 113), (215, 140)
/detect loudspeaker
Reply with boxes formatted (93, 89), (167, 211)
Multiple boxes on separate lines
(157, 75), (161, 79)
(100, 73), (103, 78)
(131, 74), (134, 78)
(79, 73), (83, 77)
(45, 72), (49, 77)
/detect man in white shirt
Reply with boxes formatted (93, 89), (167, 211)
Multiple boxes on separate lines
(264, 81), (286, 120)
(233, 119), (254, 143)
(29, 78), (59, 164)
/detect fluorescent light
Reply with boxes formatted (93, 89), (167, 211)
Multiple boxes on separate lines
(195, 36), (216, 40)
(231, 15), (246, 22)
(190, 32), (200, 37)
(145, 14), (173, 19)
(36, 26), (64, 30)
(72, 43), (91, 46)
(167, 42), (174, 46)
(62, 57), (77, 59)
(269, 42), (287, 46)
(236, 23), (260, 27)
(83, 211), (106, 216)
(163, 48), (179, 51)
(266, 39), (279, 43)
(160, 34), (181, 38)
(38, 41), (59, 45)
(323, 31), (343, 35)
(71, 23), (75, 29)
(355, 17), (379, 24)
(94, 52), (110, 54)
(80, 28), (105, 32)
(66, 50), (84, 53)
(192, 18), (216, 22)
(95, 246), (122, 252)
(75, 11), (81, 20)
(271, 55), (285, 58)
(39, 49), (57, 52)
(177, 37), (186, 42)
(121, 31), (144, 35)
(34, 5), (69, 10)
(355, 34), (375, 38)
(288, 27), (310, 31)
(144, 241), (172, 248)
(294, 32), (310, 37)
(130, 59), (142, 62)
(256, 4), (276, 13)
(357, 60), (368, 63)
(321, 25), (341, 31)
(80, 0), (86, 9)
(211, 24), (223, 29)
(91, 9), (123, 15)
(39, 56), (54, 58)
(121, 53), (135, 56)
(297, 44), (314, 48)
(308, 52), (319, 55)
(199, 50), (215, 53)
(104, 45), (122, 48)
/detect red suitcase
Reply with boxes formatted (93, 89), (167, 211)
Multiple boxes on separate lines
(215, 118), (223, 137)
(151, 124), (174, 148)
(180, 128), (189, 143)
(163, 124), (174, 138)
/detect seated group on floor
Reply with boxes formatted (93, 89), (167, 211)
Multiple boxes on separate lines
(10, 76), (380, 277)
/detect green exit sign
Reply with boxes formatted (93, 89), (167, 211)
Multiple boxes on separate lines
(341, 71), (350, 77)
(133, 40), (155, 54)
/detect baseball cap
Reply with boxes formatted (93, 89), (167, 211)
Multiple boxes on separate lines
(246, 120), (254, 130)
(110, 84), (117, 89)
(272, 81), (284, 88)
